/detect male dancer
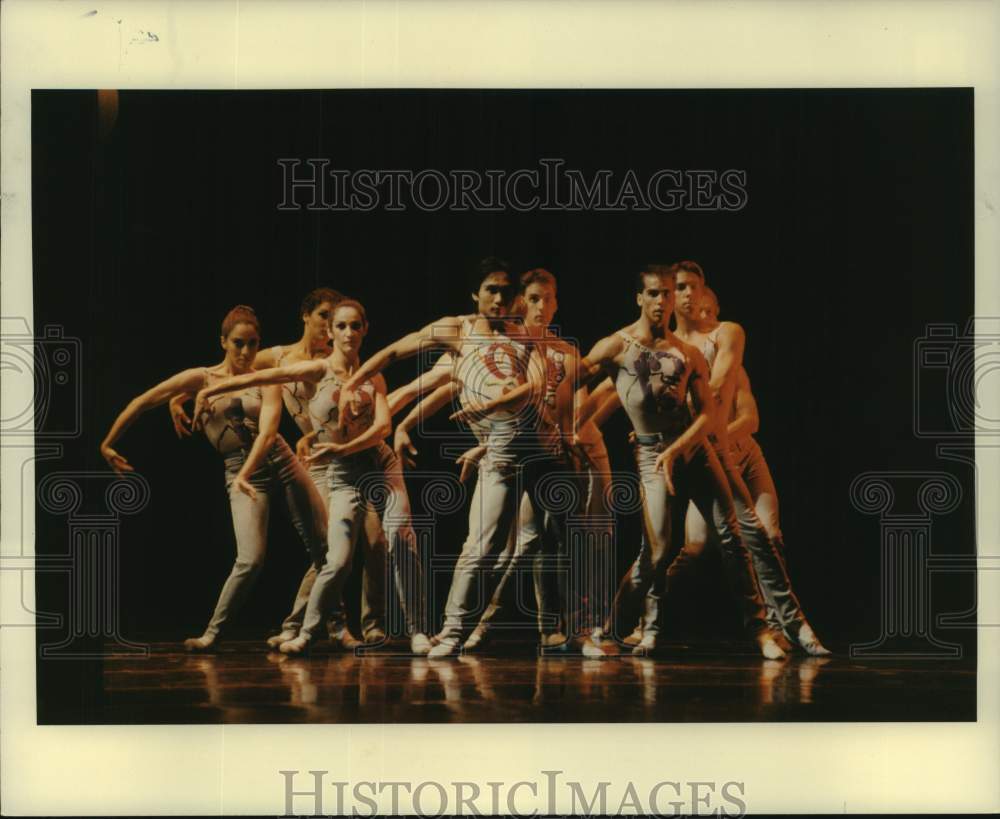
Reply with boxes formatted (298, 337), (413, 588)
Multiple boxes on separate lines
(168, 288), (386, 648)
(577, 264), (785, 659)
(445, 268), (611, 656)
(664, 280), (830, 652)
(338, 259), (581, 658)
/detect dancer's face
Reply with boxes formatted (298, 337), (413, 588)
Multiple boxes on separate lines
(522, 282), (558, 329)
(303, 300), (336, 348)
(674, 271), (704, 321)
(472, 272), (514, 318)
(331, 305), (367, 356)
(221, 322), (261, 373)
(698, 293), (719, 323)
(637, 273), (675, 326)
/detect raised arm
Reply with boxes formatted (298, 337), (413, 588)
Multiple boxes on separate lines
(100, 368), (207, 473)
(580, 333), (625, 387)
(387, 352), (454, 416)
(191, 359), (327, 429)
(448, 379), (531, 424)
(726, 367), (759, 442)
(343, 316), (463, 394)
(230, 384), (284, 499)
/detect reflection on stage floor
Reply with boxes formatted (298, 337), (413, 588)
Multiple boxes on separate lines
(94, 639), (976, 724)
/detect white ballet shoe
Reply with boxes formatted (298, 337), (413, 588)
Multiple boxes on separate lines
(581, 637), (607, 658)
(184, 632), (218, 652)
(427, 640), (461, 659)
(539, 632), (569, 650)
(410, 633), (432, 655)
(363, 628), (387, 645)
(328, 629), (362, 651)
(279, 634), (313, 655)
(757, 632), (787, 660)
(796, 623), (832, 656)
(623, 627), (644, 647)
(463, 624), (488, 651)
(631, 633), (657, 656)
(266, 629), (298, 649)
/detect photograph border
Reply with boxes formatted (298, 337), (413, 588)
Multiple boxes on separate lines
(2, 1), (998, 814)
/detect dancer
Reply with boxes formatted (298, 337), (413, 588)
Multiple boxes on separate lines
(575, 265), (786, 658)
(447, 268), (612, 656)
(99, 305), (329, 651)
(191, 300), (431, 655)
(169, 289), (387, 649)
(594, 265), (829, 655)
(337, 259), (583, 658)
(668, 277), (829, 653)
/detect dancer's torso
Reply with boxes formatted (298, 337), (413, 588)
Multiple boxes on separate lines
(613, 331), (693, 438)
(198, 369), (264, 455)
(307, 359), (378, 446)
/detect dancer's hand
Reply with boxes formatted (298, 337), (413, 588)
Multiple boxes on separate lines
(169, 395), (193, 438)
(191, 390), (210, 432)
(295, 431), (318, 463)
(654, 445), (679, 495)
(337, 388), (361, 433)
(565, 435), (596, 473)
(306, 441), (345, 461)
(394, 426), (418, 469)
(456, 445), (486, 483)
(233, 473), (258, 500)
(101, 444), (134, 474)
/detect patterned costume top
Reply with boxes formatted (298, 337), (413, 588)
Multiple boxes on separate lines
(307, 359), (378, 447)
(268, 345), (319, 436)
(196, 369), (264, 455)
(613, 332), (693, 438)
(532, 339), (580, 457)
(454, 325), (532, 457)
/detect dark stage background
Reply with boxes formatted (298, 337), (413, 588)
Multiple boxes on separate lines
(30, 89), (976, 722)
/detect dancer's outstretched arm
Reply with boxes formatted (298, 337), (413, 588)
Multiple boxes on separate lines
(387, 352), (454, 416)
(100, 368), (208, 473)
(191, 360), (327, 428)
(167, 346), (282, 438)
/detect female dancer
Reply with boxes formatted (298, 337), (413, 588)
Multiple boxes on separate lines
(192, 300), (432, 655)
(169, 289), (388, 649)
(99, 306), (329, 651)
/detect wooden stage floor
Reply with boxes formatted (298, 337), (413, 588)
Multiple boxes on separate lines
(94, 639), (977, 724)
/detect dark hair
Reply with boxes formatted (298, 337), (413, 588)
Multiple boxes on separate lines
(300, 287), (345, 318)
(703, 285), (720, 315)
(635, 264), (675, 293)
(221, 305), (260, 338)
(468, 256), (512, 295)
(332, 298), (368, 326)
(520, 267), (557, 294)
(668, 260), (706, 281)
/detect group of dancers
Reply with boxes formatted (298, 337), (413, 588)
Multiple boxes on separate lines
(100, 258), (830, 660)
